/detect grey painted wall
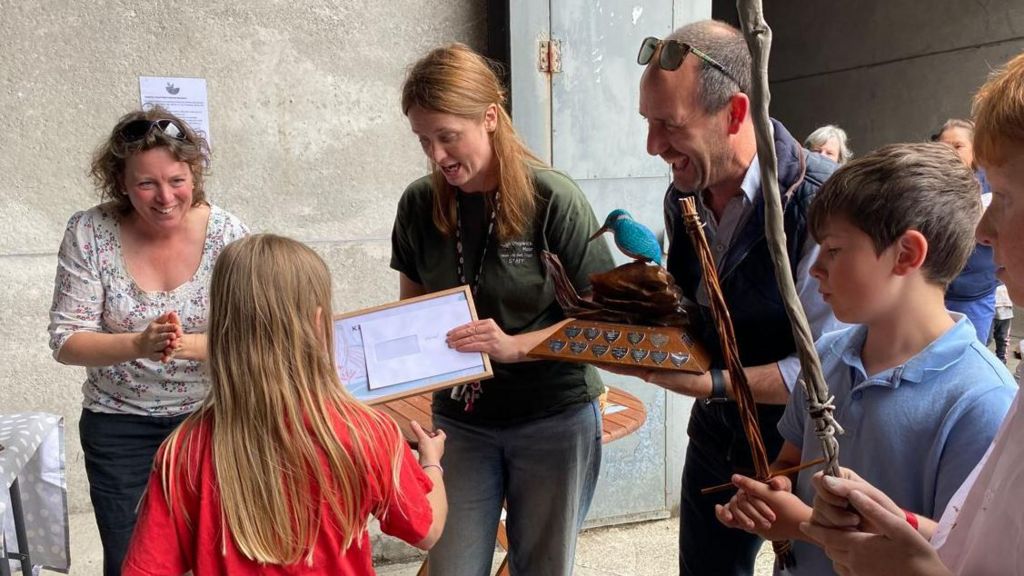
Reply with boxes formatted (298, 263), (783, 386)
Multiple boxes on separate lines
(716, 0), (1024, 154)
(0, 0), (486, 519)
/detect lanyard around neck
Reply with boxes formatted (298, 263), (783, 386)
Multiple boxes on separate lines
(455, 190), (501, 296)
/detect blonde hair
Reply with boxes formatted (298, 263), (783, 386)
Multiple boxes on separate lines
(159, 234), (405, 564)
(402, 43), (543, 241)
(974, 52), (1024, 166)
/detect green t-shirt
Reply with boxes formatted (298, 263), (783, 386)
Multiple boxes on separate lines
(390, 167), (615, 425)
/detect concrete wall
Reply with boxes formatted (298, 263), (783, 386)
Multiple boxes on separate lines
(0, 0), (486, 517)
(716, 0), (1024, 153)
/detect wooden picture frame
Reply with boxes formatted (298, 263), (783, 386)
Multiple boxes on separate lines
(333, 285), (493, 405)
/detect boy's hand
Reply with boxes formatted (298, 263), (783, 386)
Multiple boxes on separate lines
(809, 467), (904, 533)
(714, 474), (810, 541)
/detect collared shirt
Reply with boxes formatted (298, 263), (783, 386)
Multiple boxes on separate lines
(932, 369), (1024, 574)
(778, 314), (1017, 576)
(695, 154), (844, 392)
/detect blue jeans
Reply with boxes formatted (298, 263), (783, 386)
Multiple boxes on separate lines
(428, 400), (602, 576)
(80, 409), (188, 576)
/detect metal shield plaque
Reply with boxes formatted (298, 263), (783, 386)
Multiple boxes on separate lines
(528, 319), (709, 373)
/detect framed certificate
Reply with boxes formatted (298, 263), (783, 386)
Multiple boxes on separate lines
(333, 285), (493, 405)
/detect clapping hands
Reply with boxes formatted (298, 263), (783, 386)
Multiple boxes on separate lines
(136, 311), (184, 363)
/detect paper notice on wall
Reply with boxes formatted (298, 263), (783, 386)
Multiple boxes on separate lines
(138, 76), (210, 145)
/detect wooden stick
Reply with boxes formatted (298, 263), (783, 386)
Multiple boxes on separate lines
(736, 0), (844, 567)
(734, 0), (840, 478)
(681, 197), (793, 562)
(700, 457), (827, 496)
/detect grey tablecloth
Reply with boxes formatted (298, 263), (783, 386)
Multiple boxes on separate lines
(0, 413), (69, 573)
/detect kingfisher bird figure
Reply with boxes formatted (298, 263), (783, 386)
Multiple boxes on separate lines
(590, 209), (662, 265)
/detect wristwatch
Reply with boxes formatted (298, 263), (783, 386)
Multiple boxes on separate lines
(704, 368), (730, 405)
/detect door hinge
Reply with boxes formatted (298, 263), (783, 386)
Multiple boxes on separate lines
(538, 38), (562, 74)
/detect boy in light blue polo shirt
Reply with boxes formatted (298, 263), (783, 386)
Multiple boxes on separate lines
(714, 143), (1017, 575)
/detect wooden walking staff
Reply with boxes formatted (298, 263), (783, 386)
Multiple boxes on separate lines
(735, 0), (846, 568)
(735, 1), (842, 474)
(679, 197), (795, 567)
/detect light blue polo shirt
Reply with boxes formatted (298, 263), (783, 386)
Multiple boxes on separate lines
(777, 313), (1017, 576)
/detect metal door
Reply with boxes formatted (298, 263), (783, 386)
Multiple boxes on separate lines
(508, 0), (708, 525)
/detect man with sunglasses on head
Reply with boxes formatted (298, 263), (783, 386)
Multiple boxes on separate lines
(631, 20), (841, 575)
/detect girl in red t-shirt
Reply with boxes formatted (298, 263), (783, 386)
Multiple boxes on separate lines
(122, 234), (447, 575)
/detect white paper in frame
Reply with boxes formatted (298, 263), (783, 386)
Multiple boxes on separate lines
(333, 285), (494, 405)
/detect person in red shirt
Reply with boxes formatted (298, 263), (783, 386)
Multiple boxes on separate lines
(122, 234), (447, 575)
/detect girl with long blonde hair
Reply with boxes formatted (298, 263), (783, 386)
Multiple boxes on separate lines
(393, 43), (614, 575)
(123, 234), (447, 574)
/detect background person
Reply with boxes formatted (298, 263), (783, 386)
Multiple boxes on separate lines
(805, 124), (853, 165)
(47, 107), (248, 575)
(990, 283), (1013, 363)
(933, 118), (999, 343)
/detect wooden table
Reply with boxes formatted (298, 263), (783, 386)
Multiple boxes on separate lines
(378, 387), (647, 576)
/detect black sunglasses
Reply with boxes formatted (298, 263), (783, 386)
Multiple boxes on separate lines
(118, 119), (187, 143)
(637, 36), (739, 86)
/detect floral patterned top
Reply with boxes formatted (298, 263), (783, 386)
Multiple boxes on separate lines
(48, 203), (249, 417)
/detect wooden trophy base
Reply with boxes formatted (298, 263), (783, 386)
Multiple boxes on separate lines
(528, 319), (709, 373)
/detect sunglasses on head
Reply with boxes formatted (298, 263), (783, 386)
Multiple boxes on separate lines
(118, 119), (187, 143)
(637, 36), (739, 86)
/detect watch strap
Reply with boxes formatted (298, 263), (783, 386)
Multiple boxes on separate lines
(705, 368), (729, 404)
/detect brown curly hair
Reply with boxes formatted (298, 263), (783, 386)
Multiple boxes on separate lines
(90, 106), (210, 214)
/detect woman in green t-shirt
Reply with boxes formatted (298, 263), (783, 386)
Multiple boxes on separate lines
(391, 43), (615, 575)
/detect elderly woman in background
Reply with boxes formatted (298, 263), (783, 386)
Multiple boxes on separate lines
(48, 107), (247, 575)
(933, 118), (999, 343)
(805, 124), (853, 165)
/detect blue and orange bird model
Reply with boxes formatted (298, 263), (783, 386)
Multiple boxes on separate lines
(589, 209), (662, 265)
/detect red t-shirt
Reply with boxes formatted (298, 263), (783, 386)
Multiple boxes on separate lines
(122, 409), (433, 575)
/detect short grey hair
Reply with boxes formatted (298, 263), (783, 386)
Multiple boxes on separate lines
(804, 125), (854, 165)
(666, 20), (751, 114)
(930, 118), (975, 142)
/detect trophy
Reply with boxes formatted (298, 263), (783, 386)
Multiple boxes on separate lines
(528, 209), (709, 373)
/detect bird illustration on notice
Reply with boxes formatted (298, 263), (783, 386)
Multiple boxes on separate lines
(589, 209), (662, 265)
